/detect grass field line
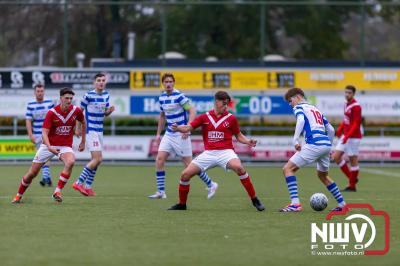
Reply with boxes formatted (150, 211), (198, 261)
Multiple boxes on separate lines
(363, 168), (400, 178)
(1, 196), (400, 201)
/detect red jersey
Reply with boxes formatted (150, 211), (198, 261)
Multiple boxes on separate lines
(190, 110), (240, 150)
(337, 99), (362, 139)
(42, 104), (84, 147)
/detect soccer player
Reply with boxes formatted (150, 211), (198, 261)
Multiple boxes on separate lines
(12, 87), (86, 203)
(168, 91), (265, 211)
(280, 88), (346, 212)
(332, 85), (362, 192)
(148, 73), (218, 200)
(25, 84), (55, 186)
(72, 73), (114, 196)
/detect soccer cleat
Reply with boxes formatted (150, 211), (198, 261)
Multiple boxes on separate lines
(251, 197), (265, 211)
(85, 187), (96, 197)
(207, 182), (218, 199)
(330, 205), (346, 212)
(341, 186), (356, 192)
(148, 191), (167, 199)
(52, 192), (63, 203)
(12, 195), (22, 204)
(39, 179), (46, 187)
(46, 179), (53, 187)
(279, 203), (303, 212)
(72, 182), (89, 196)
(168, 203), (187, 210)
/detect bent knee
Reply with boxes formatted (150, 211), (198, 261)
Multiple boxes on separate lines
(65, 159), (75, 168)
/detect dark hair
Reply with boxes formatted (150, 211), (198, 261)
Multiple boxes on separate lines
(60, 87), (75, 96)
(345, 85), (356, 94)
(33, 84), (44, 90)
(284, 87), (305, 102)
(94, 72), (106, 80)
(161, 73), (175, 82)
(214, 91), (231, 104)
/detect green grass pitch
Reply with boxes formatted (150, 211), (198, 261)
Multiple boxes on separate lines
(0, 165), (398, 266)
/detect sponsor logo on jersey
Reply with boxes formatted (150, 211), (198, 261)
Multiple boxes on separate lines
(55, 126), (73, 135)
(208, 131), (224, 141)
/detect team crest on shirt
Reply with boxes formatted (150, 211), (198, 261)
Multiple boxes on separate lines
(223, 121), (230, 128)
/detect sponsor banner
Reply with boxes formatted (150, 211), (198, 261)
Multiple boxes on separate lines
(315, 95), (400, 116)
(73, 136), (151, 160)
(297, 70), (400, 90)
(130, 69), (400, 90)
(0, 70), (130, 90)
(148, 136), (400, 161)
(1, 136), (399, 161)
(0, 95), (129, 117)
(253, 136), (400, 161)
(130, 95), (292, 116)
(148, 136), (253, 157)
(0, 136), (151, 160)
(0, 139), (36, 159)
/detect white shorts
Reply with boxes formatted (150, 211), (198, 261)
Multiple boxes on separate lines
(33, 144), (74, 163)
(86, 131), (103, 152)
(158, 134), (192, 157)
(335, 138), (361, 156)
(289, 144), (331, 172)
(192, 149), (239, 172)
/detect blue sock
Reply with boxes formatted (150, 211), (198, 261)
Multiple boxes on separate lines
(198, 171), (212, 188)
(85, 167), (97, 188)
(327, 182), (346, 207)
(156, 171), (165, 192)
(42, 165), (51, 181)
(285, 175), (300, 205)
(77, 166), (91, 184)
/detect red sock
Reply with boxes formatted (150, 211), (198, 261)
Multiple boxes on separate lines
(178, 180), (190, 205)
(338, 160), (351, 180)
(239, 173), (256, 199)
(350, 166), (359, 188)
(17, 177), (31, 196)
(56, 172), (70, 191)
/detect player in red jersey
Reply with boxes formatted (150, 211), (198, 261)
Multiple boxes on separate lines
(168, 91), (265, 211)
(12, 87), (86, 203)
(332, 85), (362, 192)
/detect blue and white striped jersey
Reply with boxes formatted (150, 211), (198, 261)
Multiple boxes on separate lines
(159, 89), (190, 136)
(25, 99), (55, 136)
(81, 89), (110, 133)
(293, 102), (331, 146)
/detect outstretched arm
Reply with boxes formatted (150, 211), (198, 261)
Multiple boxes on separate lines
(171, 123), (194, 133)
(235, 132), (257, 147)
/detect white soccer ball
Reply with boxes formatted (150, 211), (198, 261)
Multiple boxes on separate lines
(310, 193), (328, 211)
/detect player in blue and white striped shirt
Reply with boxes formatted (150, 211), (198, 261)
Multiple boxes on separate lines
(280, 88), (346, 212)
(148, 73), (218, 199)
(73, 73), (115, 196)
(25, 84), (54, 186)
